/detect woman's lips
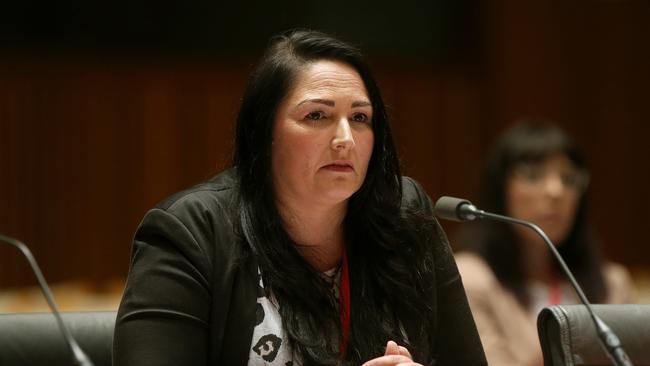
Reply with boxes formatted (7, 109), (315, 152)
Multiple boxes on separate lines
(322, 162), (354, 172)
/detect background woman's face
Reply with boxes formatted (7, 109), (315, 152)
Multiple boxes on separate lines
(271, 59), (374, 207)
(505, 153), (586, 245)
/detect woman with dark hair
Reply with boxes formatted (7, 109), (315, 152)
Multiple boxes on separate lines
(113, 30), (486, 365)
(455, 120), (635, 366)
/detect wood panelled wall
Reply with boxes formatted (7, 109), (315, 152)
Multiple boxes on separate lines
(481, 0), (650, 264)
(2, 0), (649, 288)
(0, 59), (250, 287)
(0, 58), (481, 287)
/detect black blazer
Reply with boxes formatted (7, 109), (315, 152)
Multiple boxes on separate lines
(113, 169), (486, 365)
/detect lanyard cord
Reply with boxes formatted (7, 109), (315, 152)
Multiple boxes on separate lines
(549, 274), (562, 305)
(339, 248), (351, 359)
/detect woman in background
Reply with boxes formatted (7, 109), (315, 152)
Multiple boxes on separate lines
(455, 120), (635, 366)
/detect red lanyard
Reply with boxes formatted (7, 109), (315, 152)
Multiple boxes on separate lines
(339, 248), (351, 358)
(549, 276), (562, 305)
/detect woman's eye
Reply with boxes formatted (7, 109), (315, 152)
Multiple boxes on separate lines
(514, 164), (543, 181)
(305, 111), (325, 120)
(351, 112), (369, 123)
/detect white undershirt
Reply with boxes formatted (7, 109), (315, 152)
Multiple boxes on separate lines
(528, 280), (578, 318)
(247, 267), (341, 366)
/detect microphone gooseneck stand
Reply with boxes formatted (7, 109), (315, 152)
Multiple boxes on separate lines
(433, 196), (633, 366)
(0, 233), (95, 366)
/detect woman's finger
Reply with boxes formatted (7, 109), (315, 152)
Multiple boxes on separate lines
(398, 345), (412, 359)
(384, 340), (400, 355)
(361, 355), (415, 366)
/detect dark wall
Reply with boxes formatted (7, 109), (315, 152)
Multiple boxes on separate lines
(1, 0), (480, 62)
(0, 59), (249, 286)
(0, 57), (484, 287)
(1, 0), (649, 288)
(479, 0), (650, 264)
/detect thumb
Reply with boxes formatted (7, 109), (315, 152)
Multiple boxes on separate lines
(384, 340), (400, 356)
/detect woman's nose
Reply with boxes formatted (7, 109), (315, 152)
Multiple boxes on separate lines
(543, 174), (565, 197)
(331, 118), (355, 151)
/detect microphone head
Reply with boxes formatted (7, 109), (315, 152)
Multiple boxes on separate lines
(434, 196), (475, 222)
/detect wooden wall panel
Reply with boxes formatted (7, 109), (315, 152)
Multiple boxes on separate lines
(0, 58), (484, 287)
(481, 0), (650, 265)
(2, 0), (649, 288)
(0, 60), (249, 287)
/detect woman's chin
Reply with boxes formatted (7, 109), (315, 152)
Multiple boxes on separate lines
(320, 191), (355, 204)
(537, 223), (571, 246)
(317, 184), (360, 204)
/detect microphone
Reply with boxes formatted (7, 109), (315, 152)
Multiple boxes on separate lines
(0, 233), (95, 366)
(433, 196), (633, 366)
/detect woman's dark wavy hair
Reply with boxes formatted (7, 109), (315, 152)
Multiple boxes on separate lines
(459, 119), (606, 307)
(233, 29), (435, 364)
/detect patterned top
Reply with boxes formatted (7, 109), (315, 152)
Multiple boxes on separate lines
(248, 266), (341, 365)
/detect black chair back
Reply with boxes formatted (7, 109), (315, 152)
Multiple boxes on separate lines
(538, 304), (650, 366)
(0, 311), (116, 366)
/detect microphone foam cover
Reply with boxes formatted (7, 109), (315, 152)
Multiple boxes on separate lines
(433, 196), (471, 222)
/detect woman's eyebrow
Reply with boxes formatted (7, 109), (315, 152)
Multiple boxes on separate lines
(297, 98), (335, 107)
(295, 99), (372, 108)
(352, 101), (371, 108)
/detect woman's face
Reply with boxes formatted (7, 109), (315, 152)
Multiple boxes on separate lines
(505, 153), (587, 245)
(271, 59), (374, 207)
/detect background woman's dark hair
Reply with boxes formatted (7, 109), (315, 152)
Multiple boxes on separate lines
(458, 119), (607, 306)
(233, 29), (434, 364)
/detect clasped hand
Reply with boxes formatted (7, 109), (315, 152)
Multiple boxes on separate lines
(361, 340), (423, 366)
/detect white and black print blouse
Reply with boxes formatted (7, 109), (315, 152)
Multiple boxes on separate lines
(248, 266), (341, 365)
